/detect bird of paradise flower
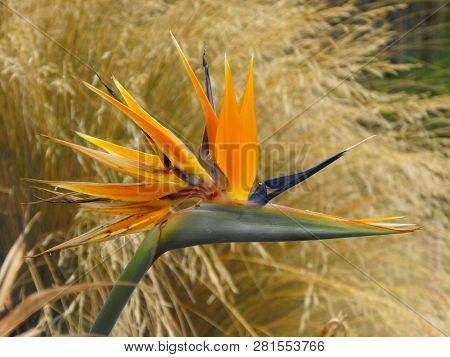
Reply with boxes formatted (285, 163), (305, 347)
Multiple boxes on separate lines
(29, 34), (417, 335)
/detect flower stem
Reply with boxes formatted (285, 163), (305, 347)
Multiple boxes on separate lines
(90, 229), (159, 336)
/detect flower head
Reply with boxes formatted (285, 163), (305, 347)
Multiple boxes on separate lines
(30, 36), (417, 256)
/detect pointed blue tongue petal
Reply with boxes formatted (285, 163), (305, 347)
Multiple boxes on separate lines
(249, 136), (375, 205)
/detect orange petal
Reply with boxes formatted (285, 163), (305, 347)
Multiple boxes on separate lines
(353, 216), (405, 223)
(76, 132), (163, 169)
(83, 81), (213, 185)
(238, 57), (258, 195)
(171, 34), (218, 144)
(43, 135), (183, 184)
(111, 77), (213, 180)
(30, 180), (185, 202)
(215, 59), (257, 200)
(33, 207), (170, 255)
(88, 208), (170, 243)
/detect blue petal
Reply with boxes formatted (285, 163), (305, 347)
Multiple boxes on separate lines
(249, 136), (375, 205)
(199, 46), (216, 161)
(249, 149), (347, 204)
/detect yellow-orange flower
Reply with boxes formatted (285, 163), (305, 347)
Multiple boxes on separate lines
(31, 36), (417, 256)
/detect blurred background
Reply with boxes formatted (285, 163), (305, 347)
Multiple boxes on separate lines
(0, 0), (448, 336)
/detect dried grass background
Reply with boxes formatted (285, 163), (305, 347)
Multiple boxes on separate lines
(0, 0), (448, 336)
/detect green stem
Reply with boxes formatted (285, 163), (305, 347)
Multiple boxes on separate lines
(90, 229), (159, 336)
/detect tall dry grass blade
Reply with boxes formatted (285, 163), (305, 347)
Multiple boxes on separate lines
(0, 283), (110, 336)
(0, 212), (41, 309)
